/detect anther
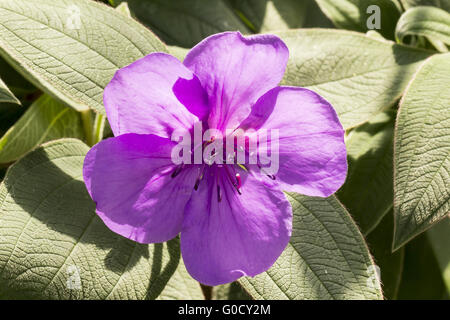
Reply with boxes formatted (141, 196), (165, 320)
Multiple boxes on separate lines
(217, 185), (222, 202)
(171, 165), (183, 178)
(235, 173), (242, 190)
(194, 165), (206, 191)
(224, 166), (242, 195)
(257, 163), (276, 180)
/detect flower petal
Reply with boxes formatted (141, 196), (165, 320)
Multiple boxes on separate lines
(241, 86), (347, 197)
(83, 133), (197, 243)
(104, 53), (209, 137)
(180, 166), (292, 285)
(183, 32), (289, 132)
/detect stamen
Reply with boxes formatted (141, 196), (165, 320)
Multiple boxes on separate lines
(237, 164), (248, 172)
(194, 165), (206, 191)
(235, 173), (242, 189)
(224, 166), (242, 195)
(257, 163), (276, 180)
(171, 165), (183, 178)
(217, 185), (222, 202)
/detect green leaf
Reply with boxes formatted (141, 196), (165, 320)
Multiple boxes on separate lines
(156, 254), (204, 300)
(393, 53), (450, 250)
(337, 110), (395, 234)
(315, 0), (401, 39)
(400, 0), (450, 12)
(427, 217), (450, 294)
(213, 282), (252, 300)
(0, 76), (20, 105)
(0, 139), (202, 299)
(397, 232), (447, 299)
(116, 0), (249, 48)
(366, 29), (387, 40)
(396, 6), (450, 47)
(115, 1), (131, 17)
(228, 0), (309, 32)
(366, 210), (404, 300)
(92, 113), (106, 145)
(277, 29), (430, 129)
(0, 0), (166, 115)
(239, 194), (383, 300)
(0, 95), (84, 164)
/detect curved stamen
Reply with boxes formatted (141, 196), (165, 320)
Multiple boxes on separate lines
(257, 163), (276, 180)
(224, 166), (242, 195)
(194, 165), (207, 191)
(235, 173), (242, 189)
(171, 165), (183, 178)
(217, 185), (222, 202)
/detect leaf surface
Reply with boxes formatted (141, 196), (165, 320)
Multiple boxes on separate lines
(0, 139), (202, 299)
(239, 194), (383, 300)
(396, 6), (450, 47)
(337, 110), (395, 234)
(0, 94), (84, 163)
(0, 0), (166, 114)
(277, 29), (430, 129)
(393, 53), (450, 250)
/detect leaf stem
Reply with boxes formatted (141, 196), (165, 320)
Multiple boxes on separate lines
(93, 113), (106, 145)
(200, 284), (212, 300)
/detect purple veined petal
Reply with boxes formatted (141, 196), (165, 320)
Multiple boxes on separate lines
(104, 53), (209, 138)
(180, 166), (292, 286)
(83, 133), (198, 243)
(240, 86), (348, 197)
(183, 32), (289, 132)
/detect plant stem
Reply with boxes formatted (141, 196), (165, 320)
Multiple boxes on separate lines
(200, 284), (213, 300)
(93, 113), (106, 145)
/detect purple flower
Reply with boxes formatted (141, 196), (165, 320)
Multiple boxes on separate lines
(83, 32), (347, 286)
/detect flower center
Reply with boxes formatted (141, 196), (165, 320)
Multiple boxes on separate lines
(169, 132), (277, 202)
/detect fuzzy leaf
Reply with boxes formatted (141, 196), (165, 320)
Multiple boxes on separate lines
(0, 0), (166, 114)
(396, 6), (450, 46)
(239, 194), (383, 300)
(277, 29), (430, 129)
(0, 139), (202, 299)
(0, 95), (84, 164)
(116, 0), (249, 48)
(315, 0), (400, 39)
(228, 0), (309, 32)
(400, 0), (450, 11)
(337, 110), (395, 234)
(393, 53), (450, 250)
